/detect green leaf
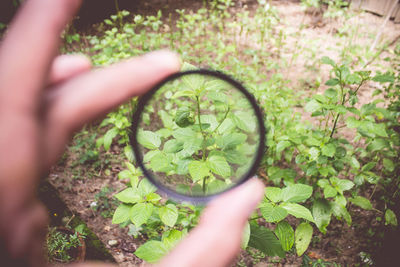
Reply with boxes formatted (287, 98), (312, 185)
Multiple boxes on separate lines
(275, 221), (295, 252)
(383, 158), (395, 172)
(370, 123), (388, 137)
(346, 116), (360, 128)
(362, 162), (376, 172)
(103, 128), (118, 151)
(115, 188), (141, 204)
(130, 202), (153, 227)
(349, 196), (372, 210)
(312, 199), (332, 234)
(321, 143), (336, 157)
(188, 161), (210, 182)
(335, 178), (354, 194)
(305, 99), (321, 113)
(323, 185), (337, 198)
(163, 139), (183, 153)
(321, 56), (335, 66)
(325, 78), (340, 86)
(265, 187), (282, 203)
(260, 203), (288, 222)
(332, 202), (352, 225)
(216, 133), (247, 150)
(241, 221), (251, 249)
(159, 204), (178, 227)
(295, 222), (313, 256)
(385, 209), (398, 226)
(135, 240), (168, 263)
(232, 111), (256, 132)
(276, 140), (292, 154)
(162, 230), (186, 250)
(372, 73), (395, 83)
(172, 128), (197, 140)
(207, 155), (231, 178)
(249, 224), (285, 257)
(137, 130), (161, 149)
(159, 110), (174, 128)
(112, 204), (131, 224)
(367, 138), (390, 152)
(350, 156), (360, 170)
(282, 184), (313, 203)
(138, 179), (157, 197)
(150, 152), (171, 172)
(280, 203), (314, 222)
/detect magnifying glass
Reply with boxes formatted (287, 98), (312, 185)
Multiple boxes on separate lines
(130, 66), (265, 204)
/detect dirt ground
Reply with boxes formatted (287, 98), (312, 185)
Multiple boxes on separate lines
(47, 1), (400, 266)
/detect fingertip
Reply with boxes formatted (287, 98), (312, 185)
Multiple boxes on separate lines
(142, 50), (181, 73)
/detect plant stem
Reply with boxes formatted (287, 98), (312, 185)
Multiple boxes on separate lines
(208, 106), (230, 137)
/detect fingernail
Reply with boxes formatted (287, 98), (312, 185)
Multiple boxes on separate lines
(144, 50), (181, 72)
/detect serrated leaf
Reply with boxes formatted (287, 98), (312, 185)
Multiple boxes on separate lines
(349, 196), (372, 210)
(137, 130), (161, 149)
(361, 162), (376, 172)
(280, 203), (314, 222)
(104, 128), (118, 151)
(159, 204), (178, 227)
(162, 230), (186, 250)
(163, 139), (184, 153)
(207, 155), (231, 178)
(335, 179), (354, 194)
(346, 116), (360, 128)
(383, 158), (395, 172)
(216, 133), (247, 150)
(150, 152), (171, 173)
(265, 187), (282, 203)
(232, 111), (256, 132)
(188, 161), (210, 182)
(312, 199), (332, 234)
(305, 99), (321, 113)
(321, 56), (335, 66)
(135, 240), (168, 263)
(130, 202), (153, 227)
(260, 203), (288, 222)
(112, 204), (131, 224)
(249, 224), (285, 257)
(321, 143), (336, 157)
(275, 221), (295, 252)
(372, 73), (395, 83)
(282, 184), (313, 203)
(325, 78), (340, 86)
(115, 188), (141, 204)
(276, 140), (292, 154)
(295, 222), (313, 256)
(324, 185), (337, 198)
(385, 209), (398, 226)
(138, 179), (157, 197)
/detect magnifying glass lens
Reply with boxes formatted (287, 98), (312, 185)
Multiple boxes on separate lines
(134, 70), (263, 200)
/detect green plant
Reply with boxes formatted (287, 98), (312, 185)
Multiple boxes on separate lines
(62, 2), (400, 265)
(46, 227), (83, 263)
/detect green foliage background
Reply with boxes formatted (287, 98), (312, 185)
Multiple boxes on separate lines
(59, 0), (400, 265)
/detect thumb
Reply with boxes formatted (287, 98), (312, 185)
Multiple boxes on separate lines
(157, 178), (264, 267)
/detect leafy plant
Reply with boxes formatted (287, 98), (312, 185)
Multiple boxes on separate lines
(46, 227), (83, 263)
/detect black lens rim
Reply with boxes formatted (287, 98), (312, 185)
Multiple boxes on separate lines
(130, 69), (266, 204)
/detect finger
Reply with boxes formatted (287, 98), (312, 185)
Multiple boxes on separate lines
(0, 0), (81, 112)
(158, 178), (264, 267)
(48, 54), (92, 86)
(43, 50), (180, 168)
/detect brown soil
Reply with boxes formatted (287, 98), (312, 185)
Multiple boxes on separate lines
(47, 1), (400, 266)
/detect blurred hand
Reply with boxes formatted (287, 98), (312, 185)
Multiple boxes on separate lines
(0, 0), (264, 266)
